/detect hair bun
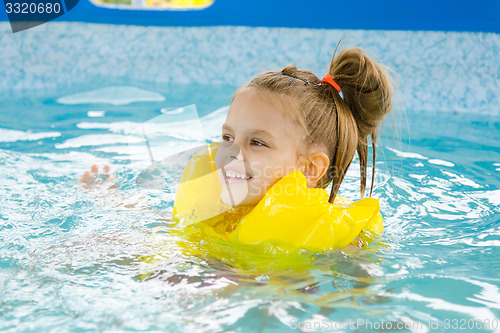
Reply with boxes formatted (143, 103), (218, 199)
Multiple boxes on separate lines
(330, 47), (395, 198)
(330, 47), (393, 140)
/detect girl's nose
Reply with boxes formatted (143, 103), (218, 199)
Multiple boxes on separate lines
(227, 142), (243, 161)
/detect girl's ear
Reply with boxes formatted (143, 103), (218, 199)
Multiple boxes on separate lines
(302, 152), (330, 187)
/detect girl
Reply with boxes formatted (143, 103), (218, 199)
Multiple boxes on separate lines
(173, 46), (394, 250)
(83, 46), (394, 251)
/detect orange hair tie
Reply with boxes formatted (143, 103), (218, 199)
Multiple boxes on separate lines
(321, 73), (341, 93)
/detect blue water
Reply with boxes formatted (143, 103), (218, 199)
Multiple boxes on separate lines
(1, 22), (499, 332)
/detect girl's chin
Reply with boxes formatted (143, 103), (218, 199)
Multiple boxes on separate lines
(221, 194), (247, 207)
(219, 177), (263, 207)
(220, 190), (260, 208)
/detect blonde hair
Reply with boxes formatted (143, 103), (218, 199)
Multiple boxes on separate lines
(234, 47), (394, 203)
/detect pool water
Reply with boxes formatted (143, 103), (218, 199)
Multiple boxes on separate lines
(1, 22), (499, 332)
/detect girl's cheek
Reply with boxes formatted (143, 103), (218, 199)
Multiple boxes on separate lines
(252, 168), (262, 180)
(249, 180), (267, 199)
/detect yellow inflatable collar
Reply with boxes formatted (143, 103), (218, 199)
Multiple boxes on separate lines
(173, 143), (382, 251)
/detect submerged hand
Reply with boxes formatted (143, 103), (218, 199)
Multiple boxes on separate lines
(79, 164), (116, 189)
(77, 164), (159, 213)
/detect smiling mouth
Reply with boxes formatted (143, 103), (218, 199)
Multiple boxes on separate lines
(223, 168), (253, 183)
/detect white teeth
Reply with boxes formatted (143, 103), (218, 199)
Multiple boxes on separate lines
(226, 170), (250, 180)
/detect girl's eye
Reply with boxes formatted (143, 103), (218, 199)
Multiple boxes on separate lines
(251, 139), (266, 147)
(222, 135), (267, 147)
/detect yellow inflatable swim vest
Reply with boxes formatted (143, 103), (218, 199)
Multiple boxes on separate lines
(172, 142), (383, 251)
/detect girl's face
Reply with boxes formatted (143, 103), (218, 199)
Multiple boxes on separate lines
(215, 91), (307, 207)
